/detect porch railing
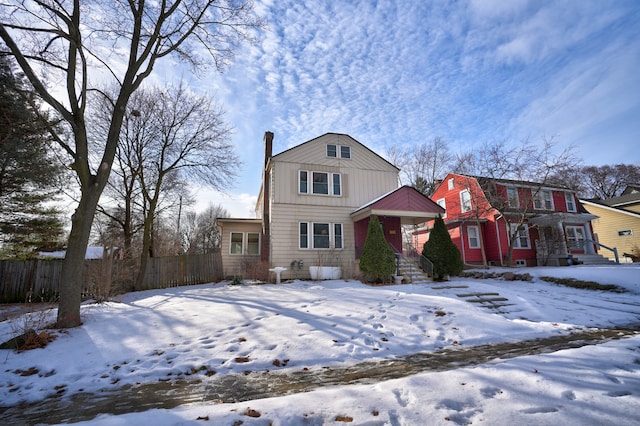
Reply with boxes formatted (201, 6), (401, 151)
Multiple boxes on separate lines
(388, 240), (434, 279)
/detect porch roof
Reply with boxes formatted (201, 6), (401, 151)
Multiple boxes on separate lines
(351, 185), (445, 225)
(528, 212), (598, 226)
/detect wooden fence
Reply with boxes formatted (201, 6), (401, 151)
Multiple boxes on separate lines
(0, 253), (223, 303)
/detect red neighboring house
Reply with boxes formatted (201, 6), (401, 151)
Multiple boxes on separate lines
(413, 173), (610, 267)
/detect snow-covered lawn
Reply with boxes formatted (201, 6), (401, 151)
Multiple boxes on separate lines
(1, 264), (639, 425)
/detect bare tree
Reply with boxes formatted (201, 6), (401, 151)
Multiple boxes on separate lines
(183, 203), (229, 254)
(120, 84), (237, 289)
(386, 137), (454, 196)
(0, 0), (263, 327)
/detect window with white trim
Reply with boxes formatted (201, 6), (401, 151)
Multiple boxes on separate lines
(437, 198), (446, 218)
(506, 187), (519, 208)
(460, 190), (472, 213)
(448, 178), (454, 190)
(299, 222), (344, 249)
(565, 192), (576, 212)
(533, 189), (553, 210)
(229, 232), (261, 255)
(327, 144), (351, 159)
(299, 170), (342, 196)
(509, 224), (530, 249)
(467, 225), (480, 248)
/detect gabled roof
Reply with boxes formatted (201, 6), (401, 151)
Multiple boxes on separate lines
(590, 191), (640, 208)
(271, 132), (399, 171)
(580, 198), (640, 219)
(351, 185), (444, 224)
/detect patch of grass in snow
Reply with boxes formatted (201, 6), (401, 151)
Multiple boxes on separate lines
(540, 276), (626, 293)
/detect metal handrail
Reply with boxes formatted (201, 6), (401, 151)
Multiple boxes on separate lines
(387, 240), (433, 280)
(587, 239), (619, 264)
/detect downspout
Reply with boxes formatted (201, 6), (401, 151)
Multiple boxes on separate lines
(495, 214), (503, 266)
(459, 223), (466, 263)
(261, 131), (274, 263)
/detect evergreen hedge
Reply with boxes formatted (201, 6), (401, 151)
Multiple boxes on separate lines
(422, 215), (463, 280)
(359, 215), (396, 282)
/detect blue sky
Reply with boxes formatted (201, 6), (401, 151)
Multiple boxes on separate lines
(186, 0), (640, 217)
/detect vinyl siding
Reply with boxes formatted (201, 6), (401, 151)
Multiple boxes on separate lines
(269, 204), (356, 278)
(584, 203), (640, 258)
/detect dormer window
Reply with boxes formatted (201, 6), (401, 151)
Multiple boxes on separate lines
(327, 144), (351, 159)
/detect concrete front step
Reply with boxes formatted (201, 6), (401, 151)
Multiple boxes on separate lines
(572, 254), (617, 265)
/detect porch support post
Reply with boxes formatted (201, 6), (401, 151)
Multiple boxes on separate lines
(583, 222), (596, 254)
(557, 221), (568, 255)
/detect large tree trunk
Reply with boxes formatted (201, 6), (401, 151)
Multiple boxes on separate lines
(56, 187), (101, 328)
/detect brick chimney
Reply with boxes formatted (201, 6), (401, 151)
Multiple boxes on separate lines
(261, 131), (274, 262)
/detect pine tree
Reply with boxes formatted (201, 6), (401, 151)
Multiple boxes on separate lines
(422, 215), (463, 280)
(0, 57), (65, 257)
(359, 215), (396, 282)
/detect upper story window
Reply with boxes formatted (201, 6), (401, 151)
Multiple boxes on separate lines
(327, 144), (351, 159)
(533, 189), (553, 210)
(460, 190), (472, 213)
(565, 192), (576, 212)
(448, 178), (455, 190)
(437, 198), (446, 219)
(506, 187), (519, 208)
(299, 170), (342, 196)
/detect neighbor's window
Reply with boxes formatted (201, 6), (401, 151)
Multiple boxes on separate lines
(460, 190), (472, 213)
(507, 187), (519, 208)
(468, 225), (480, 248)
(565, 192), (576, 212)
(618, 229), (633, 237)
(448, 178), (455, 190)
(299, 170), (308, 194)
(533, 189), (553, 210)
(327, 144), (337, 157)
(437, 198), (446, 219)
(510, 224), (531, 249)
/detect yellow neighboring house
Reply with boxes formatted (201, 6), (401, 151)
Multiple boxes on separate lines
(581, 185), (640, 263)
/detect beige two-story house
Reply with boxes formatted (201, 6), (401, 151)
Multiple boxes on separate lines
(218, 132), (444, 280)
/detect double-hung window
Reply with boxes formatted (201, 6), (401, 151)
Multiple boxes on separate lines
(565, 192), (576, 212)
(467, 225), (480, 248)
(299, 222), (344, 249)
(506, 187), (519, 208)
(460, 190), (472, 213)
(437, 198), (446, 219)
(299, 170), (342, 196)
(327, 144), (351, 159)
(510, 224), (530, 249)
(533, 189), (553, 210)
(230, 232), (261, 255)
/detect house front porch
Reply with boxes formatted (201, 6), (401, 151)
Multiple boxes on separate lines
(528, 212), (608, 266)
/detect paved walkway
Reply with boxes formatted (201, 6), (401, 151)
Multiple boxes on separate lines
(1, 325), (638, 425)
